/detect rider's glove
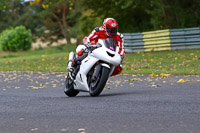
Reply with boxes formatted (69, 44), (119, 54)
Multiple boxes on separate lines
(86, 43), (96, 51)
(86, 43), (93, 47)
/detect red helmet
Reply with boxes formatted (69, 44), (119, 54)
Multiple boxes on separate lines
(103, 18), (118, 36)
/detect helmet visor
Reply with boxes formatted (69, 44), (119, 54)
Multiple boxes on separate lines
(106, 27), (117, 36)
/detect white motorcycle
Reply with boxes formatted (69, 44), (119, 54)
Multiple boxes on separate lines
(64, 38), (122, 97)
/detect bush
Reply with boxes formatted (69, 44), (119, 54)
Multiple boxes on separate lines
(0, 26), (32, 52)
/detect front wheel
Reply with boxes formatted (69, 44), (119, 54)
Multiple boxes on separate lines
(89, 67), (110, 96)
(64, 74), (79, 97)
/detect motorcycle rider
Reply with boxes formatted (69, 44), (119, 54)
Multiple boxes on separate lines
(68, 18), (125, 76)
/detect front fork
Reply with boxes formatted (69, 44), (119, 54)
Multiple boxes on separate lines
(91, 64), (102, 81)
(91, 63), (111, 81)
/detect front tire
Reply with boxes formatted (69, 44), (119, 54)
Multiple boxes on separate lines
(89, 67), (110, 96)
(64, 74), (79, 97)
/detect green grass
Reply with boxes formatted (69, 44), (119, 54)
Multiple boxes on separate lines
(0, 45), (200, 75)
(123, 49), (200, 75)
(0, 44), (77, 72)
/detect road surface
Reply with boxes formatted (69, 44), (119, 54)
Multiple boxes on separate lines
(0, 72), (200, 133)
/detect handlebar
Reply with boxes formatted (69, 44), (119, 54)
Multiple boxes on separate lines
(85, 43), (102, 52)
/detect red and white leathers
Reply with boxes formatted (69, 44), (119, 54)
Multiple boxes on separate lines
(83, 26), (125, 58)
(82, 26), (125, 75)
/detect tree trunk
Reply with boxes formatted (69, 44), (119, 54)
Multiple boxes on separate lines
(160, 0), (168, 28)
(62, 4), (71, 44)
(173, 1), (180, 27)
(52, 4), (71, 44)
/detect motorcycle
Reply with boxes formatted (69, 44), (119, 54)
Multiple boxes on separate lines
(64, 38), (122, 97)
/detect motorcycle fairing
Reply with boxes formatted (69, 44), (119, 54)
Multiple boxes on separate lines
(73, 39), (121, 92)
(73, 56), (98, 92)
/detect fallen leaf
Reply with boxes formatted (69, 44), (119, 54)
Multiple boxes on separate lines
(152, 84), (161, 88)
(128, 78), (141, 81)
(31, 128), (38, 131)
(19, 118), (24, 121)
(177, 79), (190, 83)
(78, 128), (85, 131)
(160, 73), (165, 76)
(60, 128), (67, 132)
(39, 85), (46, 88)
(151, 73), (157, 77)
(160, 73), (170, 78)
(104, 87), (110, 90)
(63, 56), (68, 60)
(32, 86), (38, 90)
(190, 53), (194, 56)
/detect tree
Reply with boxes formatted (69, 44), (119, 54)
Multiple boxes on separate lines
(1, 0), (200, 46)
(75, 0), (153, 34)
(0, 0), (23, 31)
(147, 0), (200, 29)
(27, 0), (75, 44)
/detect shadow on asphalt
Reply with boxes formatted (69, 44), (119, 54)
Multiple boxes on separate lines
(62, 93), (129, 98)
(62, 89), (153, 98)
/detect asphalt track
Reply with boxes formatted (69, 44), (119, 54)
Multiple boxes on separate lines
(0, 72), (200, 133)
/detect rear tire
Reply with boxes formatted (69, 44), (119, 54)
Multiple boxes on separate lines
(89, 67), (110, 96)
(64, 74), (79, 97)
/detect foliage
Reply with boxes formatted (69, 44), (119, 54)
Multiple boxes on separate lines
(0, 0), (24, 31)
(76, 0), (200, 34)
(0, 0), (200, 45)
(0, 0), (76, 44)
(0, 25), (32, 52)
(26, 0), (76, 44)
(147, 0), (200, 29)
(76, 0), (153, 34)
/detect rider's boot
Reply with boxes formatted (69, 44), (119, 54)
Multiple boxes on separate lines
(67, 52), (76, 72)
(111, 64), (123, 76)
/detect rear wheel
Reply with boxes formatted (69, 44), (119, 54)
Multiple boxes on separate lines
(89, 67), (110, 96)
(64, 74), (79, 97)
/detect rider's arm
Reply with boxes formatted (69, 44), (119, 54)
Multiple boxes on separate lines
(118, 33), (125, 58)
(83, 27), (99, 46)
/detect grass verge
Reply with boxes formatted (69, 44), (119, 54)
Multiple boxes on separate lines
(124, 50), (200, 75)
(0, 44), (200, 75)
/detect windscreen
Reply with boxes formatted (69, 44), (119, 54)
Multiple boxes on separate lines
(102, 38), (116, 51)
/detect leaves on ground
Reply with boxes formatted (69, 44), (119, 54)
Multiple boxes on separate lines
(177, 79), (190, 83)
(60, 128), (67, 132)
(128, 78), (141, 81)
(151, 84), (161, 88)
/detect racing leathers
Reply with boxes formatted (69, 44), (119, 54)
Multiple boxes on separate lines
(83, 26), (125, 58)
(82, 26), (125, 75)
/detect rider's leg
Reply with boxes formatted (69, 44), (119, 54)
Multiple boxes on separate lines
(111, 64), (123, 76)
(67, 52), (76, 72)
(67, 45), (87, 72)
